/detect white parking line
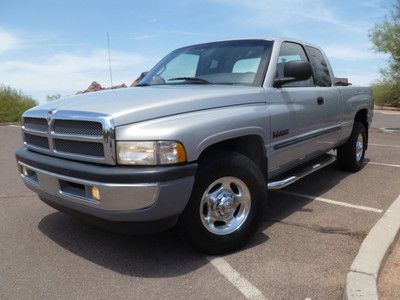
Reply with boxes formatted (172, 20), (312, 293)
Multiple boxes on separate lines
(369, 143), (400, 148)
(366, 161), (400, 168)
(8, 125), (21, 128)
(207, 256), (267, 300)
(274, 190), (383, 213)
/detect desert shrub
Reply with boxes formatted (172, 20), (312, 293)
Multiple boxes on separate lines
(372, 81), (400, 107)
(0, 85), (37, 122)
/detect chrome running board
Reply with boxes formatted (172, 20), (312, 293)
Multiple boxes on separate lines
(267, 154), (336, 190)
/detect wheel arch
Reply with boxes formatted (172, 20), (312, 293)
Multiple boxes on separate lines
(197, 134), (268, 178)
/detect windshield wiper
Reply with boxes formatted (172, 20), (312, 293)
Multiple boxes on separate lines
(168, 77), (213, 84)
(135, 83), (149, 87)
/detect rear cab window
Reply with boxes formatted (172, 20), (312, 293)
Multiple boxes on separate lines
(304, 46), (332, 87)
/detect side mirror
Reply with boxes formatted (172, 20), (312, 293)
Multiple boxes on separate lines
(273, 60), (313, 88)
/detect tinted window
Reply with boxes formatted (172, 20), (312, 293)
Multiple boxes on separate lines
(276, 42), (314, 87)
(305, 46), (332, 87)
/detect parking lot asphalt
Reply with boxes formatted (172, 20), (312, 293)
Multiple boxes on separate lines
(1, 110), (399, 300)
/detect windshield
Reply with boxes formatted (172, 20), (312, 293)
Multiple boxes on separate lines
(140, 40), (273, 87)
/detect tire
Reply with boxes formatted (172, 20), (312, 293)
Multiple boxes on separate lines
(337, 121), (367, 172)
(178, 151), (267, 254)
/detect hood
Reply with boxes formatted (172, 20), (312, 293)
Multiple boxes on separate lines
(28, 85), (266, 126)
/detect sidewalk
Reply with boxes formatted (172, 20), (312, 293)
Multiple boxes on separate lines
(379, 238), (400, 299)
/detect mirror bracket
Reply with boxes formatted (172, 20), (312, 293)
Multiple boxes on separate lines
(273, 77), (296, 88)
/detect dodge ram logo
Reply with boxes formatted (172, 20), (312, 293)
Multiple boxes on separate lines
(46, 110), (56, 125)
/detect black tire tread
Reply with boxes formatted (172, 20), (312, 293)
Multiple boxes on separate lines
(178, 151), (267, 254)
(337, 121), (366, 172)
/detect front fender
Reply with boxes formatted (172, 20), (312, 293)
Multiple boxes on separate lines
(115, 104), (269, 161)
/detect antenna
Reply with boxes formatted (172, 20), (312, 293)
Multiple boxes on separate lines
(107, 32), (113, 87)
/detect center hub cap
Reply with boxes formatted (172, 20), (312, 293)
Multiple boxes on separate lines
(216, 192), (235, 216)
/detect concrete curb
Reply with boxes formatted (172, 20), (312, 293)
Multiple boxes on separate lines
(379, 127), (400, 135)
(344, 194), (400, 299)
(374, 106), (400, 112)
(0, 122), (20, 126)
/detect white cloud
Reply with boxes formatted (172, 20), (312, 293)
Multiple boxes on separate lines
(0, 49), (154, 101)
(322, 45), (382, 60)
(0, 29), (20, 53)
(211, 0), (367, 32)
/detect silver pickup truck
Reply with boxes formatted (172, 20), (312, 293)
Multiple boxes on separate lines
(16, 38), (373, 254)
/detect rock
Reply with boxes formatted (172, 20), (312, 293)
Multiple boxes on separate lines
(131, 72), (148, 87)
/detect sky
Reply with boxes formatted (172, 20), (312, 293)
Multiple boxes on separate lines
(0, 0), (395, 103)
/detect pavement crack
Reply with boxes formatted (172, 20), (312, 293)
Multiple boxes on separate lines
(270, 219), (367, 240)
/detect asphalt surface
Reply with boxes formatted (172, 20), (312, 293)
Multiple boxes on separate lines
(1, 111), (400, 300)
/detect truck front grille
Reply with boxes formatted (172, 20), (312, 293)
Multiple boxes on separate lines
(22, 112), (115, 165)
(24, 133), (50, 149)
(53, 120), (103, 136)
(54, 139), (104, 157)
(23, 117), (48, 132)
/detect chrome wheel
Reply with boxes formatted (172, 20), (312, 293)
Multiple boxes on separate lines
(355, 133), (364, 162)
(199, 176), (251, 235)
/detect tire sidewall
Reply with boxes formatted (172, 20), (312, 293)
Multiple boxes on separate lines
(180, 152), (266, 253)
(352, 123), (367, 168)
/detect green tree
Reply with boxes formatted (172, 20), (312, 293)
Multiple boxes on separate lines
(0, 85), (37, 122)
(369, 0), (400, 80)
(369, 1), (400, 107)
(46, 94), (61, 101)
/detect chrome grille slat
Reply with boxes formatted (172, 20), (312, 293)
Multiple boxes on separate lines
(22, 111), (115, 165)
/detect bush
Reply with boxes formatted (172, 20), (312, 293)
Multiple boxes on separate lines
(0, 86), (37, 123)
(372, 81), (400, 107)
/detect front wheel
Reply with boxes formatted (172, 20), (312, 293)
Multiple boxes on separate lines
(337, 122), (367, 172)
(178, 152), (267, 254)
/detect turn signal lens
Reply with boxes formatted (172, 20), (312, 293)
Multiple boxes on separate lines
(21, 166), (28, 176)
(91, 186), (101, 201)
(157, 141), (187, 165)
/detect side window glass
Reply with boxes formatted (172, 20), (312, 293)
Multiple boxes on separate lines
(305, 46), (332, 87)
(277, 42), (314, 87)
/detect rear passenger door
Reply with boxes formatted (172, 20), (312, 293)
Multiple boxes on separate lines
(304, 46), (342, 147)
(268, 42), (328, 173)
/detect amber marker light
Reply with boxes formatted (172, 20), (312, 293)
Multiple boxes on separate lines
(91, 186), (101, 201)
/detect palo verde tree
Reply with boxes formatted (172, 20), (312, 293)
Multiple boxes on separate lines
(369, 0), (400, 107)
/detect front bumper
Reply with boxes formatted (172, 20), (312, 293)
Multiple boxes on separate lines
(16, 147), (197, 226)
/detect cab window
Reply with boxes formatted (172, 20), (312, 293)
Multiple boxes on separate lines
(276, 42), (314, 87)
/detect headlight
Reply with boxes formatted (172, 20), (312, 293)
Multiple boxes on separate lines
(117, 141), (187, 165)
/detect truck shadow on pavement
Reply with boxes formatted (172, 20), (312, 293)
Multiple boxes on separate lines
(259, 162), (357, 233)
(38, 162), (357, 277)
(38, 211), (269, 277)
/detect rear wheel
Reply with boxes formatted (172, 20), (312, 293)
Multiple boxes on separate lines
(178, 151), (267, 254)
(337, 122), (367, 172)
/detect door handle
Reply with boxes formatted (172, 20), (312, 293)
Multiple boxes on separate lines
(317, 96), (324, 105)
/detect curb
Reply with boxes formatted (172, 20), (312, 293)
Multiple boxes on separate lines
(0, 122), (21, 126)
(379, 127), (400, 135)
(344, 194), (400, 299)
(374, 106), (400, 112)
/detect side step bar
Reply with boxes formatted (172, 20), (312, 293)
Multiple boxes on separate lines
(267, 154), (336, 190)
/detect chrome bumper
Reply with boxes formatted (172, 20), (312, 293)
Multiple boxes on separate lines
(18, 161), (159, 211)
(17, 160), (195, 222)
